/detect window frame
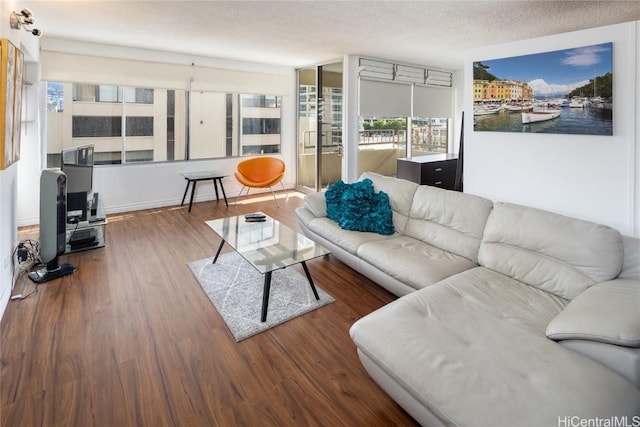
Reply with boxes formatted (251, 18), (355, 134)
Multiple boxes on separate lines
(45, 81), (283, 167)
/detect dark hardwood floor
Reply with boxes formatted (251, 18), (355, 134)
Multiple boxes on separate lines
(1, 191), (418, 426)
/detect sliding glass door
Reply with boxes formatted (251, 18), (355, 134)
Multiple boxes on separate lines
(297, 61), (343, 192)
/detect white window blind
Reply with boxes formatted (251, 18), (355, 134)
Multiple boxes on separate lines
(359, 79), (411, 117)
(413, 85), (452, 118)
(190, 66), (290, 95)
(41, 51), (191, 90)
(396, 65), (425, 84)
(41, 51), (292, 95)
(426, 69), (453, 87)
(358, 58), (453, 118)
(359, 58), (453, 87)
(359, 58), (395, 80)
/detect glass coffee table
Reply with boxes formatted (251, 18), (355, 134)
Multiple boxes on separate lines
(205, 213), (331, 322)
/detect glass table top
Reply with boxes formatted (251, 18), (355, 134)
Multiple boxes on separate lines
(205, 213), (331, 274)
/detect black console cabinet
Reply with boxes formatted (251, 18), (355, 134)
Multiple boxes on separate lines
(397, 154), (459, 190)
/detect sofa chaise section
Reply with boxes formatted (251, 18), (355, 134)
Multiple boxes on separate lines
(349, 201), (640, 426)
(350, 267), (640, 426)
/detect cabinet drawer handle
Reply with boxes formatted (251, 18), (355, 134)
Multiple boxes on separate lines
(434, 168), (443, 172)
(435, 181), (443, 185)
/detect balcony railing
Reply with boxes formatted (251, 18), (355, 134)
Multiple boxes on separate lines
(301, 127), (447, 154)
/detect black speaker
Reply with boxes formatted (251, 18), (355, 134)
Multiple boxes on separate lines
(28, 169), (76, 283)
(67, 191), (88, 221)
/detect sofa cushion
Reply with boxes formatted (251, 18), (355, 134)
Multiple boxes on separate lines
(360, 172), (418, 234)
(357, 236), (476, 291)
(306, 217), (396, 255)
(546, 279), (640, 347)
(303, 191), (327, 218)
(350, 267), (640, 426)
(478, 202), (624, 300)
(404, 185), (493, 263)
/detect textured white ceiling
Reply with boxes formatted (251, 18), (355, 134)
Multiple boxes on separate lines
(20, 0), (640, 69)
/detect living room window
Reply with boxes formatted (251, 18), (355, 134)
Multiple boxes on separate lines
(46, 81), (281, 167)
(73, 84), (154, 104)
(189, 92), (282, 159)
(357, 61), (453, 177)
(358, 117), (408, 177)
(357, 115), (449, 177)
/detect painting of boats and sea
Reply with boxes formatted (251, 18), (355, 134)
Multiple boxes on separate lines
(473, 42), (612, 135)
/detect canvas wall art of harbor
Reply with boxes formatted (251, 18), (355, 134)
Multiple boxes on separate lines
(473, 42), (612, 136)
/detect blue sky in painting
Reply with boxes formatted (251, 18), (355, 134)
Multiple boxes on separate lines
(479, 42), (612, 98)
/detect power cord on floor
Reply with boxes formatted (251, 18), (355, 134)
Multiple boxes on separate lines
(10, 239), (43, 301)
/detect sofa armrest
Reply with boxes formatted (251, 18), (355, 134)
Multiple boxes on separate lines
(620, 235), (640, 280)
(546, 279), (640, 347)
(558, 339), (640, 389)
(304, 192), (327, 218)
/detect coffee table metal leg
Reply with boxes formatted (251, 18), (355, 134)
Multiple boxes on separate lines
(188, 181), (197, 212)
(181, 179), (190, 206)
(219, 179), (229, 207)
(212, 178), (220, 201)
(261, 271), (272, 322)
(212, 239), (225, 264)
(301, 261), (320, 300)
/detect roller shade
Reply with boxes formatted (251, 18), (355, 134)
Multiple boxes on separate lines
(41, 51), (292, 95)
(413, 85), (453, 118)
(359, 79), (411, 117)
(41, 51), (191, 90)
(191, 66), (290, 95)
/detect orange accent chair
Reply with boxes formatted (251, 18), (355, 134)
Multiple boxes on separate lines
(234, 157), (288, 207)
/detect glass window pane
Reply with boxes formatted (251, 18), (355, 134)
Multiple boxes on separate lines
(412, 117), (448, 155)
(99, 86), (118, 102)
(358, 116), (407, 177)
(238, 94), (282, 157)
(297, 75), (317, 189)
(47, 82), (279, 166)
(242, 118), (280, 134)
(189, 91), (231, 159)
(47, 82), (187, 166)
(125, 117), (153, 136)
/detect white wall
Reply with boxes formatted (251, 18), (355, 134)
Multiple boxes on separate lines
(0, 0), (42, 319)
(343, 55), (360, 183)
(464, 21), (638, 237)
(16, 64), (44, 225)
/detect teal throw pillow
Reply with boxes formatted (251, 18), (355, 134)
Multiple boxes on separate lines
(339, 179), (394, 235)
(325, 179), (349, 222)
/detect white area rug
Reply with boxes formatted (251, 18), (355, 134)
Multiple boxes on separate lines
(188, 251), (335, 341)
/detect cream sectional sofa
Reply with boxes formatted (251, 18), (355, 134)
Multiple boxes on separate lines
(295, 172), (640, 426)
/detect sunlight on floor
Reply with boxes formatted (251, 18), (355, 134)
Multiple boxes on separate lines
(233, 191), (304, 206)
(103, 191), (306, 222)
